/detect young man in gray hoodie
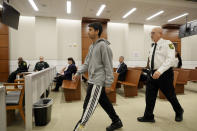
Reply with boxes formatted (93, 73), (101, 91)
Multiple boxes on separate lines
(73, 22), (123, 131)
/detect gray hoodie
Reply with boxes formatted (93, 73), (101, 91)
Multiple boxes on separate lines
(76, 38), (114, 87)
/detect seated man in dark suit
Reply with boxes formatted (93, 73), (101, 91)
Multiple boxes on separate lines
(7, 57), (28, 83)
(52, 57), (77, 91)
(116, 56), (127, 81)
(34, 56), (49, 71)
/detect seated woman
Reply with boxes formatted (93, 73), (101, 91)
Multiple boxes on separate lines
(52, 57), (77, 91)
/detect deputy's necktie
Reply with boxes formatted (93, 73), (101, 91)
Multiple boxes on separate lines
(151, 43), (157, 71)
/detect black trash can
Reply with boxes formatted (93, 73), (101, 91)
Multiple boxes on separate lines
(33, 98), (53, 126)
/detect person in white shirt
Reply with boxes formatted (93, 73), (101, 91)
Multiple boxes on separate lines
(137, 27), (184, 123)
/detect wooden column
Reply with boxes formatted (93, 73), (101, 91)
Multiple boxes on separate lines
(162, 24), (181, 54)
(0, 23), (9, 82)
(81, 17), (109, 63)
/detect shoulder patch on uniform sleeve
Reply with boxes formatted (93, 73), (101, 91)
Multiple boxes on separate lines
(169, 43), (174, 49)
(24, 62), (26, 65)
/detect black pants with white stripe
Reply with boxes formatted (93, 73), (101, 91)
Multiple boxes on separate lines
(74, 83), (120, 130)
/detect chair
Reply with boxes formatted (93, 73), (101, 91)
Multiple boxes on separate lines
(4, 83), (25, 123)
(106, 73), (119, 103)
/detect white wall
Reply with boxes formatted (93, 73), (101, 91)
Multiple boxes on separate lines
(9, 16), (36, 72)
(35, 17), (58, 60)
(9, 16), (197, 72)
(56, 19), (81, 61)
(56, 19), (82, 70)
(9, 16), (36, 60)
(107, 23), (127, 66)
(9, 16), (82, 72)
(125, 24), (145, 61)
(181, 35), (197, 68)
(108, 23), (158, 67)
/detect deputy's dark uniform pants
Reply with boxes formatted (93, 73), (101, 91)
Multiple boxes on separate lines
(7, 70), (19, 83)
(74, 83), (120, 130)
(144, 68), (183, 119)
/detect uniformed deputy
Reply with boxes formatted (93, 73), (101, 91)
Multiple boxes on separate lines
(137, 27), (184, 123)
(7, 57), (28, 83)
(34, 56), (49, 71)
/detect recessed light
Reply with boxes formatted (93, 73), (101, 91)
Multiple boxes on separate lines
(67, 0), (71, 14)
(28, 0), (39, 11)
(96, 4), (106, 16)
(146, 11), (164, 21)
(122, 8), (137, 19)
(168, 13), (189, 22)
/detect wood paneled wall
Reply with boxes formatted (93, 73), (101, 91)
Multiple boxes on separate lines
(81, 17), (109, 63)
(0, 23), (9, 82)
(162, 24), (181, 54)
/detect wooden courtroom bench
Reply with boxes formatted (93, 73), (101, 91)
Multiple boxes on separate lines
(188, 69), (197, 82)
(173, 68), (190, 94)
(159, 71), (179, 99)
(82, 71), (119, 103)
(4, 83), (25, 124)
(62, 79), (81, 102)
(118, 69), (142, 97)
(106, 73), (119, 103)
(114, 67), (145, 89)
(113, 68), (122, 89)
(131, 67), (145, 89)
(113, 68), (117, 72)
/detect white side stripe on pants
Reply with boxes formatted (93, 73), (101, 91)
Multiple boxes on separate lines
(81, 85), (102, 125)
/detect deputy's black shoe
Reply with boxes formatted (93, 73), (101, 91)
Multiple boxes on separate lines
(137, 117), (155, 123)
(106, 120), (123, 131)
(175, 110), (184, 122)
